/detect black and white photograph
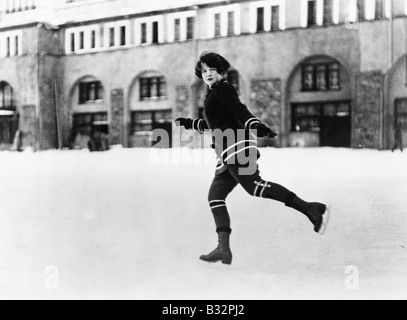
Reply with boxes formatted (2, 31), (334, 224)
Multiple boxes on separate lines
(0, 0), (406, 302)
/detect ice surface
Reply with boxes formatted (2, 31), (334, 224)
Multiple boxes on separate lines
(0, 146), (406, 300)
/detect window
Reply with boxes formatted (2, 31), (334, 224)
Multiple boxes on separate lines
(308, 0), (318, 26)
(109, 28), (115, 47)
(227, 11), (235, 36)
(6, 37), (10, 57)
(141, 23), (147, 44)
(174, 19), (181, 41)
(70, 33), (75, 52)
(271, 6), (280, 31)
(0, 82), (14, 109)
(323, 0), (334, 24)
(302, 62), (341, 91)
(375, 0), (385, 20)
(395, 99), (407, 129)
(0, 31), (22, 57)
(214, 13), (222, 37)
(79, 81), (104, 104)
(257, 7), (265, 32)
(131, 109), (172, 135)
(79, 31), (85, 50)
(120, 26), (126, 46)
(73, 113), (108, 136)
(357, 0), (366, 21)
(152, 21), (159, 44)
(91, 30), (96, 49)
(292, 104), (321, 132)
(139, 76), (167, 100)
(208, 4), (241, 37)
(292, 102), (351, 132)
(186, 17), (195, 40)
(14, 35), (19, 56)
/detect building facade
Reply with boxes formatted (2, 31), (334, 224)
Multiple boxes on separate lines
(0, 0), (407, 150)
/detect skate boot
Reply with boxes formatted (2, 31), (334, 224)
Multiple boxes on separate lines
(200, 229), (232, 265)
(286, 194), (330, 235)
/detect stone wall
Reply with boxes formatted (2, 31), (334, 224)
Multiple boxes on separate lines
(250, 78), (282, 147)
(353, 71), (383, 149)
(110, 88), (124, 146)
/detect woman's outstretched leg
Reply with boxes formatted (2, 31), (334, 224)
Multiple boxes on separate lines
(227, 165), (329, 234)
(200, 171), (238, 265)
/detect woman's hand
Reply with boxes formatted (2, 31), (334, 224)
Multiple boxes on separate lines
(174, 118), (192, 128)
(251, 123), (277, 138)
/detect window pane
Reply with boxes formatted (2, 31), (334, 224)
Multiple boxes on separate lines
(316, 65), (327, 90)
(158, 77), (167, 97)
(357, 0), (365, 21)
(141, 23), (147, 44)
(96, 82), (104, 100)
(375, 0), (385, 19)
(91, 30), (96, 49)
(214, 13), (221, 36)
(337, 103), (350, 117)
(109, 28), (115, 47)
(152, 21), (159, 43)
(186, 17), (195, 40)
(257, 7), (265, 32)
(303, 65), (314, 90)
(70, 33), (75, 52)
(323, 0), (333, 24)
(140, 78), (150, 99)
(308, 0), (317, 26)
(329, 63), (340, 90)
(271, 6), (280, 31)
(323, 103), (336, 116)
(150, 78), (158, 98)
(228, 11), (235, 35)
(79, 31), (84, 49)
(174, 18), (181, 41)
(120, 26), (126, 46)
(155, 110), (172, 123)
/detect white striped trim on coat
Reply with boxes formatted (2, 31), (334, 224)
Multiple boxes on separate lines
(245, 118), (261, 130)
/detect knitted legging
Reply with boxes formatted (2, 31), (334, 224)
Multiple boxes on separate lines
(208, 164), (295, 232)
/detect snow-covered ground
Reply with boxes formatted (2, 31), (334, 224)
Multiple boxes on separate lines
(0, 146), (406, 300)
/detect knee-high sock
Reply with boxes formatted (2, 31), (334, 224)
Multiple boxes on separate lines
(209, 200), (231, 233)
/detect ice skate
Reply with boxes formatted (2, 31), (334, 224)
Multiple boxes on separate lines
(305, 203), (330, 235)
(200, 231), (232, 265)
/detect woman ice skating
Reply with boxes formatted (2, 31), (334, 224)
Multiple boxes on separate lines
(175, 52), (330, 265)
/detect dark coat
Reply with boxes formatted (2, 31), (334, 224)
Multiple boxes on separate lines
(187, 80), (262, 174)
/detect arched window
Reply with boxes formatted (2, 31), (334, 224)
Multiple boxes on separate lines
(0, 82), (14, 109)
(78, 78), (104, 104)
(139, 71), (167, 101)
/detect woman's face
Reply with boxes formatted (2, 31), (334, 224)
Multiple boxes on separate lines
(201, 63), (224, 87)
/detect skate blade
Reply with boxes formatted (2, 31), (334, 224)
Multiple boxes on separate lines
(318, 205), (331, 235)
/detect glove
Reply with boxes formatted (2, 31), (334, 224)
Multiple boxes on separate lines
(174, 118), (193, 128)
(251, 123), (277, 138)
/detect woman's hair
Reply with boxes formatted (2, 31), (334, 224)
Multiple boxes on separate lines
(195, 52), (231, 79)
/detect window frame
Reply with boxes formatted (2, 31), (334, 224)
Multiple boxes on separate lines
(291, 101), (351, 133)
(131, 109), (172, 136)
(78, 81), (104, 104)
(139, 76), (167, 101)
(301, 62), (341, 92)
